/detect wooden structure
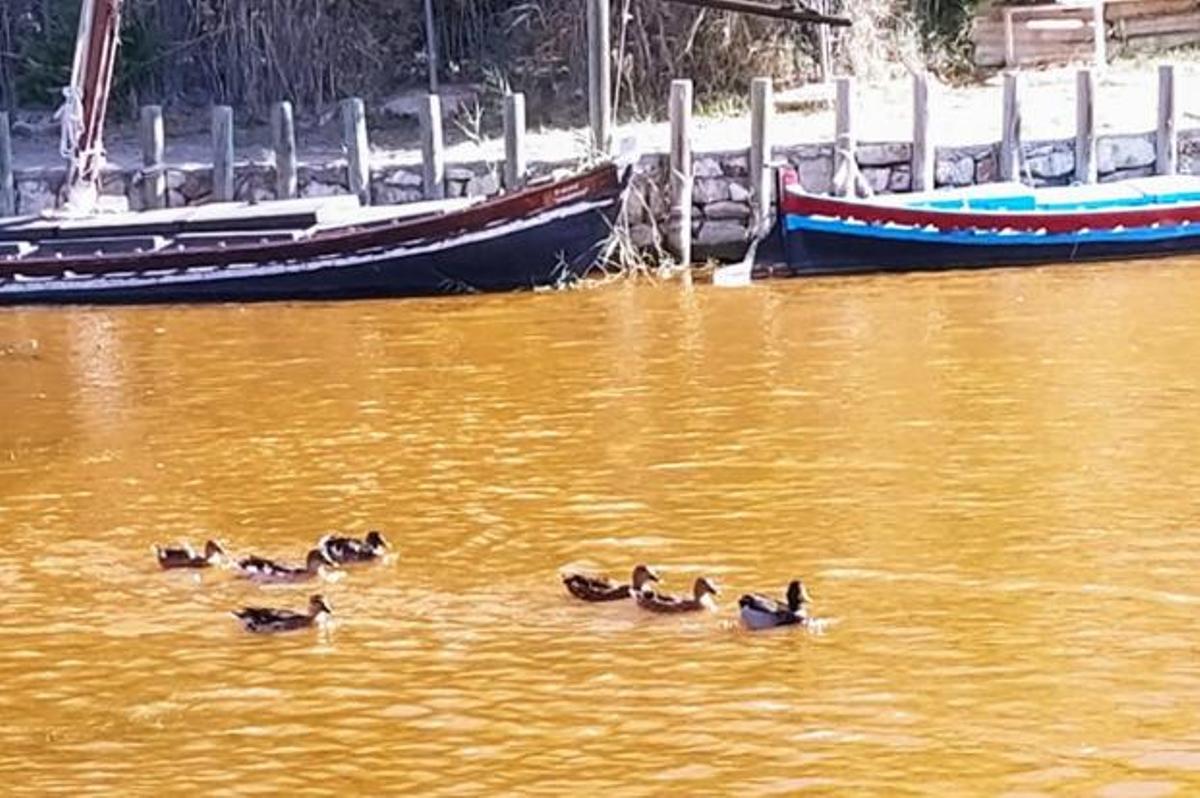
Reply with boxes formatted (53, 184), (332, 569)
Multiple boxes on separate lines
(972, 0), (1200, 68)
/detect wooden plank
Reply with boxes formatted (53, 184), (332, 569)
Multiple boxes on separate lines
(1157, 63), (1177, 176)
(750, 77), (773, 228)
(342, 97), (371, 205)
(1076, 68), (1097, 183)
(1001, 73), (1022, 182)
(668, 79), (693, 266)
(587, 0), (611, 154)
(420, 94), (445, 200)
(212, 105), (235, 202)
(140, 105), (166, 210)
(503, 93), (527, 191)
(912, 73), (934, 192)
(0, 111), (13, 217)
(271, 101), (298, 200)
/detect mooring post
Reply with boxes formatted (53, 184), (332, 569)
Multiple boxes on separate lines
(1000, 72), (1022, 182)
(1091, 0), (1106, 69)
(503, 93), (527, 191)
(212, 105), (235, 202)
(0, 111), (15, 217)
(668, 78), (693, 267)
(586, 0), (611, 155)
(420, 94), (445, 200)
(816, 0), (832, 82)
(1157, 63), (1177, 176)
(749, 77), (773, 229)
(423, 0), (439, 94)
(272, 100), (298, 200)
(342, 97), (371, 205)
(1075, 68), (1097, 184)
(139, 105), (165, 210)
(834, 76), (855, 197)
(912, 72), (934, 192)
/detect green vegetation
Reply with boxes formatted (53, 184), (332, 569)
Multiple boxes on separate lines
(0, 0), (986, 121)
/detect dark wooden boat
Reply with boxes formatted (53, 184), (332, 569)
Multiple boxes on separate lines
(761, 169), (1200, 277)
(0, 164), (627, 305)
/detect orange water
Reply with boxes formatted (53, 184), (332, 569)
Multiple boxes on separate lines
(2, 263), (1200, 796)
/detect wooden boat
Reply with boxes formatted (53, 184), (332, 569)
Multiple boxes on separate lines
(0, 164), (626, 305)
(0, 0), (626, 306)
(762, 170), (1200, 277)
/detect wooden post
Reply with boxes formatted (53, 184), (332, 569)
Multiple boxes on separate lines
(420, 94), (445, 200)
(834, 76), (855, 197)
(749, 77), (773, 228)
(271, 100), (298, 200)
(423, 0), (439, 94)
(341, 97), (371, 205)
(668, 79), (693, 267)
(139, 105), (165, 210)
(1157, 64), (1177, 176)
(1003, 8), (1017, 67)
(587, 0), (611, 154)
(503, 93), (527, 191)
(817, 0), (832, 82)
(212, 105), (234, 202)
(0, 111), (14, 217)
(1075, 68), (1097, 184)
(912, 72), (934, 192)
(1091, 0), (1106, 68)
(1000, 72), (1022, 182)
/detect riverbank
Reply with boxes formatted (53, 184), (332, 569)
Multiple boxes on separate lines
(9, 60), (1200, 173)
(5, 58), (1200, 257)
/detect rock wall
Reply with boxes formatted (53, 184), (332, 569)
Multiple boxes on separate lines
(8, 128), (1200, 258)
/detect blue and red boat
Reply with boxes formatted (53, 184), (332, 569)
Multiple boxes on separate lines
(763, 169), (1200, 277)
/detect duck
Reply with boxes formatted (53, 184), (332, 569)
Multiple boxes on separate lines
(154, 539), (225, 569)
(236, 547), (334, 584)
(739, 579), (812, 630)
(562, 563), (660, 602)
(318, 530), (390, 564)
(636, 576), (720, 614)
(232, 594), (332, 633)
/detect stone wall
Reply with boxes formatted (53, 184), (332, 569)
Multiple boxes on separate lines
(8, 127), (1200, 258)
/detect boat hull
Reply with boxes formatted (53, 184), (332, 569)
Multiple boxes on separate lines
(776, 215), (1200, 277)
(0, 165), (624, 305)
(763, 173), (1200, 278)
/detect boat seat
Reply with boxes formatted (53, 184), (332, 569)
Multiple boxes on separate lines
(36, 235), (169, 257)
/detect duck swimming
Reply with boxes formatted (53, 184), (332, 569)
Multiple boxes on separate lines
(739, 579), (812, 630)
(562, 563), (660, 602)
(636, 576), (720, 614)
(237, 548), (334, 584)
(319, 530), (390, 564)
(154, 539), (225, 569)
(233, 594), (332, 633)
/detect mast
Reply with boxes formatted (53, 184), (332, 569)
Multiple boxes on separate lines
(59, 0), (124, 214)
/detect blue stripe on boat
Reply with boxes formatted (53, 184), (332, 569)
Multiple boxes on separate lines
(785, 215), (1200, 246)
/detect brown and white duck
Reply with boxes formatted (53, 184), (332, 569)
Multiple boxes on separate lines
(236, 548), (334, 584)
(233, 594), (332, 633)
(636, 576), (720, 614)
(739, 579), (812, 630)
(154, 539), (225, 569)
(562, 563), (660, 602)
(318, 530), (390, 564)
